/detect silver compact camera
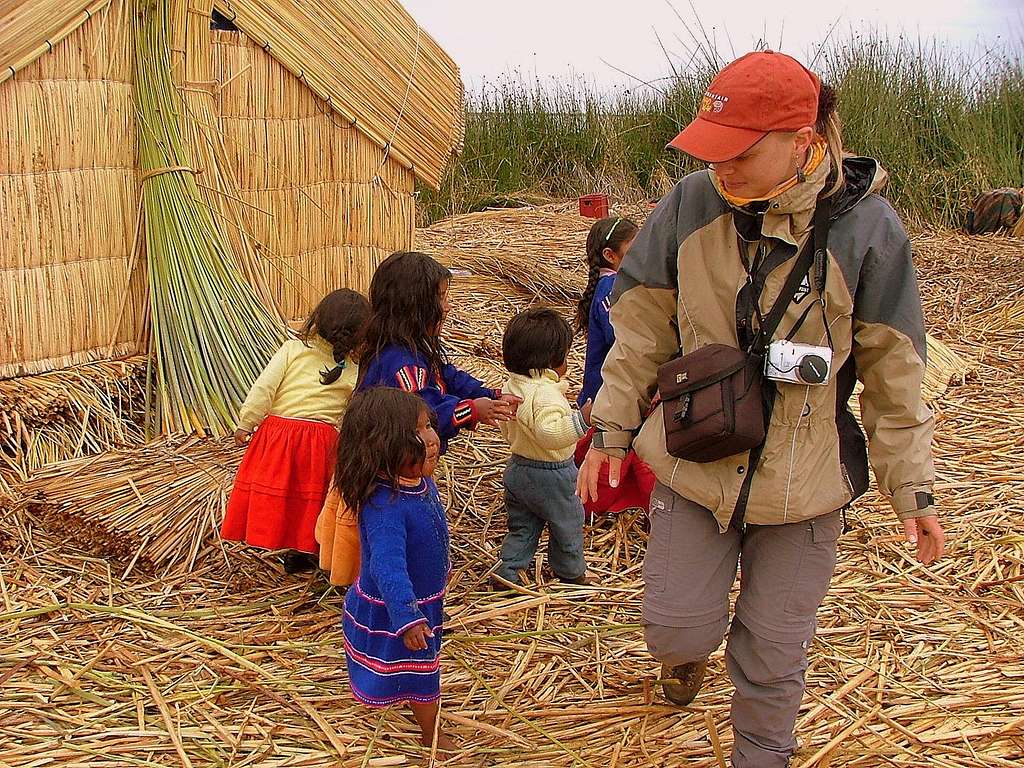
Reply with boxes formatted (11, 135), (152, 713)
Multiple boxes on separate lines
(764, 340), (832, 386)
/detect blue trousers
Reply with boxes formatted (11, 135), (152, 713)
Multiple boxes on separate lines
(497, 456), (586, 582)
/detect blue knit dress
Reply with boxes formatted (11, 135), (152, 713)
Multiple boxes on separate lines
(343, 478), (450, 706)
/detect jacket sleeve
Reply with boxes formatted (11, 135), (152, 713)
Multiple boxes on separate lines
(237, 342), (291, 432)
(440, 362), (495, 400)
(590, 185), (682, 456)
(595, 281), (616, 351)
(395, 364), (479, 440)
(528, 388), (589, 451)
(852, 220), (936, 521)
(361, 496), (426, 634)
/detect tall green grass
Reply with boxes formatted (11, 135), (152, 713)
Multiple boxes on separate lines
(419, 33), (1023, 229)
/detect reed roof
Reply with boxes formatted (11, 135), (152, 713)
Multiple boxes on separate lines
(0, 0), (464, 189)
(212, 0), (464, 189)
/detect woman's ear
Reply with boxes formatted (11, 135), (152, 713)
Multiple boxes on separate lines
(793, 126), (815, 156)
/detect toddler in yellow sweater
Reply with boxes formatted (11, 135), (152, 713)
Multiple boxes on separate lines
(496, 307), (592, 586)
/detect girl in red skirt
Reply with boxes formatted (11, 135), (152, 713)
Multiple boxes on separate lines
(573, 217), (656, 520)
(222, 289), (370, 573)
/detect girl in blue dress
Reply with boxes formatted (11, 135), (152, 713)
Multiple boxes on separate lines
(336, 387), (455, 752)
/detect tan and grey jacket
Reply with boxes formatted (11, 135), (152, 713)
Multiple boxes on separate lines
(591, 155), (935, 529)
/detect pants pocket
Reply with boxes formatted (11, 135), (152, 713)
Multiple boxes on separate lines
(783, 510), (842, 618)
(642, 485), (675, 594)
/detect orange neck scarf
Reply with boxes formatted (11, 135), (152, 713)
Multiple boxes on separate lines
(716, 137), (828, 208)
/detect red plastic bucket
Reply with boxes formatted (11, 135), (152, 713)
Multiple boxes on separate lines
(579, 194), (609, 219)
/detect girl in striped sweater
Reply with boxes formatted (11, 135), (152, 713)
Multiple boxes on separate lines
(356, 251), (519, 451)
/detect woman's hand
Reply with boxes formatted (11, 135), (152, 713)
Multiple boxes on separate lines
(402, 622), (434, 651)
(233, 428), (251, 447)
(475, 397), (516, 426)
(576, 447), (623, 504)
(903, 515), (946, 565)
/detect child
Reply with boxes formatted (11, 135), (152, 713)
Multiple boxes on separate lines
(572, 217), (656, 518)
(575, 216), (639, 407)
(496, 307), (591, 586)
(357, 250), (518, 451)
(222, 289), (370, 573)
(338, 387), (455, 753)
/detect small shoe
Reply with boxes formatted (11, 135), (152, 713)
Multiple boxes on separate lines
(559, 573), (594, 586)
(489, 573), (522, 591)
(282, 551), (317, 574)
(660, 660), (707, 707)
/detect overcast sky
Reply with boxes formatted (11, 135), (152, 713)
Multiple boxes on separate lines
(403, 0), (1022, 92)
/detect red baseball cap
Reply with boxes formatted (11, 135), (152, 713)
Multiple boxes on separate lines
(669, 51), (821, 163)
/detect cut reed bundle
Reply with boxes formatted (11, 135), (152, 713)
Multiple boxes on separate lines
(0, 358), (146, 485)
(135, 0), (285, 437)
(212, 0), (464, 189)
(21, 435), (240, 576)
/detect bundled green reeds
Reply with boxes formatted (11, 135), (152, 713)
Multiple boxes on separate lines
(134, 0), (285, 437)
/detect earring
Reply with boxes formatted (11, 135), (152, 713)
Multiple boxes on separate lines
(796, 165), (806, 183)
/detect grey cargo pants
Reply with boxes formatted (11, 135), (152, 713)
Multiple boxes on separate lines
(643, 482), (843, 768)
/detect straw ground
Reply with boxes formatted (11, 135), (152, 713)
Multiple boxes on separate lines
(2, 206), (1023, 766)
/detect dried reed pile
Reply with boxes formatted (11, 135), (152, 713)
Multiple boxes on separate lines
(1, 208), (1021, 766)
(0, 358), (146, 488)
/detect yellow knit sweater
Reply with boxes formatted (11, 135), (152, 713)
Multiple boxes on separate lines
(237, 337), (358, 431)
(499, 370), (588, 462)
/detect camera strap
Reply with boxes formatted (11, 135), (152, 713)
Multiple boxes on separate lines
(748, 196), (832, 357)
(728, 196), (833, 534)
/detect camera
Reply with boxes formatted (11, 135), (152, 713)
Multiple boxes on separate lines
(764, 340), (832, 386)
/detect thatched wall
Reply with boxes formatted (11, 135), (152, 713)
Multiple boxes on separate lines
(211, 31), (415, 318)
(0, 0), (457, 376)
(0, 0), (143, 378)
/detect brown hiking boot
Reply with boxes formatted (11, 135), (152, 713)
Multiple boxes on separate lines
(660, 660), (707, 706)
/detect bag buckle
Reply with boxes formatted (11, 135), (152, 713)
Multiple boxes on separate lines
(672, 393), (691, 423)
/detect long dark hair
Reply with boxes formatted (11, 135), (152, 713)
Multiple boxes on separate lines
(575, 216), (638, 332)
(333, 388), (428, 513)
(361, 251), (451, 378)
(298, 289), (370, 384)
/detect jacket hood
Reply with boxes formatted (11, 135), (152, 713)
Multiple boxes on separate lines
(829, 156), (888, 218)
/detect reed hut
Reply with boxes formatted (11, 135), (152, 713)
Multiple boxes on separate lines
(0, 0), (464, 380)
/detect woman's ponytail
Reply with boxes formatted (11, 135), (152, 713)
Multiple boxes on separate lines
(817, 83), (845, 197)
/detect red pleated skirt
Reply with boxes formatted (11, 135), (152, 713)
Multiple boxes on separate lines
(221, 415), (338, 553)
(574, 427), (657, 517)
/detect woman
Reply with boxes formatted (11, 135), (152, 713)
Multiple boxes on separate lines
(578, 51), (944, 768)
